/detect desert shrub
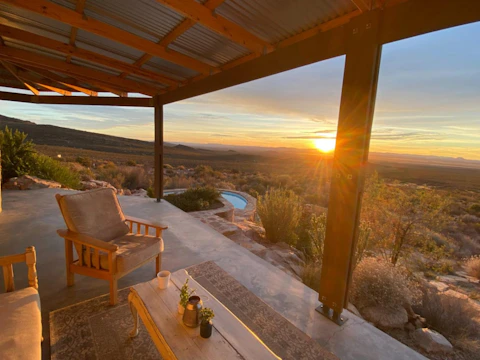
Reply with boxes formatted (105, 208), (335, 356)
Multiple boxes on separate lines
(122, 166), (150, 189)
(147, 187), (155, 198)
(126, 160), (137, 166)
(465, 255), (480, 279)
(302, 259), (322, 291)
(165, 175), (194, 189)
(414, 287), (480, 356)
(351, 257), (421, 310)
(96, 165), (125, 189)
(257, 188), (301, 245)
(164, 186), (220, 212)
(78, 167), (95, 181)
(0, 126), (36, 181)
(470, 204), (480, 214)
(30, 154), (81, 189)
(75, 156), (92, 168)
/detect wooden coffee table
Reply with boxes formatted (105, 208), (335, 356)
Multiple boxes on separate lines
(128, 270), (280, 360)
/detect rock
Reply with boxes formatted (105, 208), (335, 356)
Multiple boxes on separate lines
(428, 281), (449, 292)
(414, 328), (453, 354)
(130, 188), (149, 198)
(116, 188), (124, 196)
(238, 221), (265, 243)
(3, 175), (62, 190)
(80, 180), (116, 191)
(347, 302), (362, 318)
(123, 189), (132, 196)
(360, 306), (408, 329)
(404, 322), (415, 332)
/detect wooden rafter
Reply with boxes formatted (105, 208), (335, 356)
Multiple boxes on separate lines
(278, 10), (362, 49)
(156, 0), (272, 54)
(0, 46), (163, 96)
(36, 83), (71, 96)
(3, 0), (212, 74)
(0, 24), (180, 87)
(20, 67), (98, 96)
(66, 0), (87, 63)
(0, 60), (39, 94)
(119, 0), (225, 79)
(351, 0), (371, 12)
(0, 91), (152, 106)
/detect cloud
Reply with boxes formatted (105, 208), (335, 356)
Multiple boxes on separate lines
(209, 133), (236, 137)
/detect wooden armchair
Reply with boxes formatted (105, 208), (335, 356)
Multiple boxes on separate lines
(55, 188), (168, 305)
(0, 247), (41, 360)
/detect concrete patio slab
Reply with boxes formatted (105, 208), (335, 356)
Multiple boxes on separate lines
(0, 188), (425, 360)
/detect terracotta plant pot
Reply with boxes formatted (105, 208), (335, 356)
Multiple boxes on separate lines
(200, 320), (213, 338)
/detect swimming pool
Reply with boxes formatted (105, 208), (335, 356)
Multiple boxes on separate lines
(221, 191), (247, 210)
(164, 190), (248, 210)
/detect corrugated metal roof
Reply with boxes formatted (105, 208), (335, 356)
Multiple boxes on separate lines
(0, 2), (71, 42)
(170, 23), (251, 67)
(142, 57), (199, 82)
(0, 0), (363, 96)
(4, 38), (67, 61)
(216, 0), (356, 44)
(125, 74), (168, 89)
(75, 29), (144, 64)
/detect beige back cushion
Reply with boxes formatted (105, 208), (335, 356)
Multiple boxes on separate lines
(57, 188), (129, 241)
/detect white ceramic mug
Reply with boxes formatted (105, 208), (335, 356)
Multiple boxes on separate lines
(157, 270), (171, 289)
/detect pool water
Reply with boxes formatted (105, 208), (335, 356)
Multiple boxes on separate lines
(221, 192), (247, 209)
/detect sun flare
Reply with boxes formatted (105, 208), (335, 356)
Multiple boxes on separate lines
(313, 138), (336, 153)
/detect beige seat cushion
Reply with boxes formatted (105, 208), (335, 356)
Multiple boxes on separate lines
(84, 234), (163, 274)
(0, 287), (42, 360)
(56, 188), (129, 242)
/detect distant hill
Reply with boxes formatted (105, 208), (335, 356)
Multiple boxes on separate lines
(0, 114), (156, 156)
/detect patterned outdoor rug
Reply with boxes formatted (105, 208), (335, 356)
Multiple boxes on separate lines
(50, 261), (337, 360)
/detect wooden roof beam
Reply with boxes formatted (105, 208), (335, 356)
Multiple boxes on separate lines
(66, 0), (87, 63)
(0, 24), (181, 88)
(0, 91), (152, 106)
(3, 0), (212, 74)
(156, 0), (272, 54)
(0, 60), (39, 95)
(0, 46), (163, 96)
(351, 0), (371, 12)
(36, 83), (72, 96)
(19, 66), (98, 96)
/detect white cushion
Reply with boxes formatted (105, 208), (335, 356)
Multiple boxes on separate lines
(0, 287), (42, 360)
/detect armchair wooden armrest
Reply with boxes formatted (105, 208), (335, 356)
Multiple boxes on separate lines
(0, 246), (37, 292)
(57, 229), (119, 252)
(125, 216), (168, 237)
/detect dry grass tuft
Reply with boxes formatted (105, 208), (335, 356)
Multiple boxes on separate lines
(414, 287), (480, 358)
(465, 256), (480, 279)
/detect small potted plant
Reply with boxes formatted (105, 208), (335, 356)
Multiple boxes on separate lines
(178, 278), (195, 315)
(199, 307), (215, 338)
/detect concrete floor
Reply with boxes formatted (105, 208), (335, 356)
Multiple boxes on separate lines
(0, 189), (425, 360)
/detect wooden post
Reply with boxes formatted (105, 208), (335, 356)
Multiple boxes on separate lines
(317, 11), (382, 324)
(25, 246), (38, 290)
(154, 95), (164, 202)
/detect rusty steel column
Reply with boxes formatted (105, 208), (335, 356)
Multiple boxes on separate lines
(154, 94), (164, 202)
(317, 11), (383, 325)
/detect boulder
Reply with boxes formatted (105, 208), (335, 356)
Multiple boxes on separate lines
(360, 306), (408, 329)
(414, 328), (453, 354)
(3, 175), (62, 190)
(347, 303), (362, 318)
(238, 221), (265, 243)
(80, 180), (116, 192)
(130, 188), (149, 198)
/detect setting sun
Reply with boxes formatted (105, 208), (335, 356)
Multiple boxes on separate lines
(313, 138), (336, 153)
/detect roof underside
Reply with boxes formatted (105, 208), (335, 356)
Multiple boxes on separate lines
(0, 0), (361, 97)
(0, 0), (479, 105)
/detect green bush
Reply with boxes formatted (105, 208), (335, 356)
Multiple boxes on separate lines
(164, 187), (220, 212)
(0, 126), (36, 181)
(75, 156), (92, 168)
(257, 188), (301, 245)
(30, 154), (81, 189)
